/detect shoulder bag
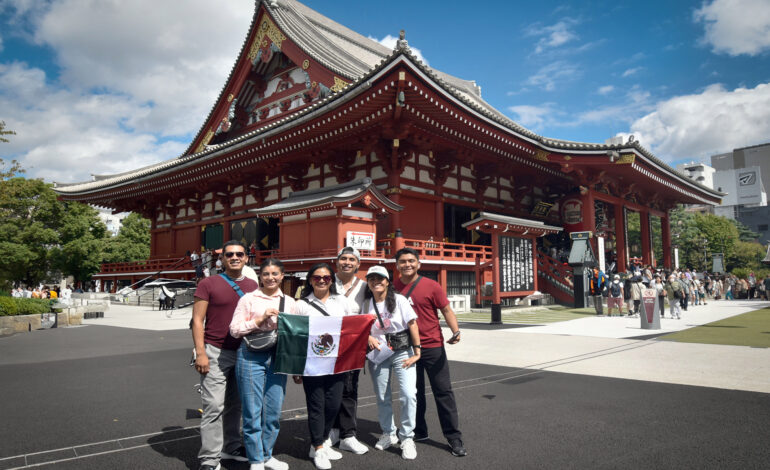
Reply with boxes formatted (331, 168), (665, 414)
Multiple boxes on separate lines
(242, 295), (285, 352)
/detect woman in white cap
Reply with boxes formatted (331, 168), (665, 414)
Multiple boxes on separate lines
(363, 265), (421, 460)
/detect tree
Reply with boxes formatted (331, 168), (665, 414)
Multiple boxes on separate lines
(0, 178), (61, 287)
(727, 240), (765, 273)
(0, 121), (15, 143)
(50, 202), (107, 282)
(103, 212), (151, 263)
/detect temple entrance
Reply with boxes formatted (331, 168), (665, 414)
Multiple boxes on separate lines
(444, 203), (490, 245)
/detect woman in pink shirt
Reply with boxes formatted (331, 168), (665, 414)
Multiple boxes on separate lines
(230, 258), (296, 470)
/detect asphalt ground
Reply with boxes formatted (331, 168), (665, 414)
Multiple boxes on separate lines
(1, 323), (769, 470)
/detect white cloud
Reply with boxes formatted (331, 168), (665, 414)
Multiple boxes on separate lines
(694, 0), (770, 56)
(622, 67), (643, 77)
(525, 61), (580, 91)
(370, 34), (428, 65)
(0, 0), (253, 182)
(622, 82), (770, 160)
(525, 19), (579, 54)
(507, 103), (563, 130)
(597, 85), (615, 95)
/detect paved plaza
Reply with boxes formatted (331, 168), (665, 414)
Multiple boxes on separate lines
(1, 300), (768, 469)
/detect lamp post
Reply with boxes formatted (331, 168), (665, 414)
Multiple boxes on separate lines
(702, 238), (709, 272)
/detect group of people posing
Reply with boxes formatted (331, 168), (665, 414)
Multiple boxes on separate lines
(191, 241), (467, 470)
(589, 266), (770, 319)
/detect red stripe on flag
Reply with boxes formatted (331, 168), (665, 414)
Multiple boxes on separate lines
(334, 314), (376, 374)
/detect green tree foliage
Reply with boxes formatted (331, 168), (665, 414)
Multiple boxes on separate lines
(0, 177), (107, 287)
(0, 120), (15, 143)
(727, 241), (766, 274)
(103, 212), (151, 263)
(50, 202), (107, 282)
(0, 178), (61, 286)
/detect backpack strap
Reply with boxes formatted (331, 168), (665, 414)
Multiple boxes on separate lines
(400, 276), (423, 299)
(219, 273), (245, 298)
(370, 299), (385, 329)
(344, 278), (361, 297)
(300, 298), (329, 316)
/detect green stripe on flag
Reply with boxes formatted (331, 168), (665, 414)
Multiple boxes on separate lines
(275, 314), (309, 375)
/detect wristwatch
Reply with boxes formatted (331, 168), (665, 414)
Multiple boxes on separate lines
(413, 344), (421, 349)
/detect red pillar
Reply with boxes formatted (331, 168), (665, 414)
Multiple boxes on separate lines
(614, 203), (627, 273)
(662, 211), (672, 269)
(640, 210), (651, 266)
(438, 267), (447, 293)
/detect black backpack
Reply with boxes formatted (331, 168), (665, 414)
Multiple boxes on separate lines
(610, 282), (621, 298)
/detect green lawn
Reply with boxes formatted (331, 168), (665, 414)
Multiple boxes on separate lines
(454, 305), (596, 325)
(658, 307), (770, 348)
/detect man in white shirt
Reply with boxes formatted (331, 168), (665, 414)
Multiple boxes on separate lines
(328, 247), (369, 455)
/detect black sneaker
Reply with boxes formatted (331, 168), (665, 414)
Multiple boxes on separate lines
(414, 432), (429, 442)
(221, 446), (248, 462)
(448, 438), (467, 457)
(199, 464), (221, 470)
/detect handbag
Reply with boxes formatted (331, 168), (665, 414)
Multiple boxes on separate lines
(243, 295), (285, 352)
(386, 330), (411, 351)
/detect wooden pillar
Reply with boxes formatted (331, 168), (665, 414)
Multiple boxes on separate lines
(438, 267), (447, 293)
(640, 210), (651, 266)
(614, 203), (627, 273)
(662, 211), (672, 269)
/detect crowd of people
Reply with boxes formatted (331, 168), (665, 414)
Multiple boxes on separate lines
(589, 265), (770, 318)
(191, 241), (467, 470)
(10, 284), (74, 302)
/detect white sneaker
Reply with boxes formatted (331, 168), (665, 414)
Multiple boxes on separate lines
(264, 456), (289, 470)
(375, 433), (399, 451)
(310, 444), (342, 461)
(328, 428), (340, 446)
(312, 448), (331, 470)
(401, 438), (417, 460)
(249, 464), (265, 470)
(339, 436), (368, 454)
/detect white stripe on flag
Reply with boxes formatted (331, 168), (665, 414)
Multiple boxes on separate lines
(304, 316), (343, 376)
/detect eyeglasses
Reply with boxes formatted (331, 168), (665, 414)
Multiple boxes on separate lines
(311, 275), (332, 284)
(224, 251), (245, 258)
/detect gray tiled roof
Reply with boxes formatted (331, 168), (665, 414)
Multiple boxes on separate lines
(251, 177), (403, 215)
(462, 212), (563, 233)
(54, 0), (723, 203)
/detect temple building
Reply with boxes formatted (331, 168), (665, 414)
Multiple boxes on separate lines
(54, 0), (722, 305)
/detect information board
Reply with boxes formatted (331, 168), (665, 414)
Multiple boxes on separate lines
(499, 235), (534, 292)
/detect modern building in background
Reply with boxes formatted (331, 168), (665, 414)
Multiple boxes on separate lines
(710, 143), (770, 242)
(96, 207), (124, 236)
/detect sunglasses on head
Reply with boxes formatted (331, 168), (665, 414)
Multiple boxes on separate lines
(224, 251), (245, 258)
(311, 275), (332, 283)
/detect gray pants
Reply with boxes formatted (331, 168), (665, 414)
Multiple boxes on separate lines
(593, 295), (604, 314)
(199, 343), (242, 466)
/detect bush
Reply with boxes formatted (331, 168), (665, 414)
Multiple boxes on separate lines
(0, 297), (52, 316)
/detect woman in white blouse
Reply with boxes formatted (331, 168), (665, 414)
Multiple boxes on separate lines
(363, 265), (421, 460)
(293, 263), (352, 470)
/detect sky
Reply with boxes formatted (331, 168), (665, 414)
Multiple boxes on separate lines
(1, 0), (769, 184)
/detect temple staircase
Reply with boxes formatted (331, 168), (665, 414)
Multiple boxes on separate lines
(536, 250), (575, 306)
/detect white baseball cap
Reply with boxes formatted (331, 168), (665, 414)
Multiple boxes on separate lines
(337, 246), (361, 260)
(366, 265), (389, 280)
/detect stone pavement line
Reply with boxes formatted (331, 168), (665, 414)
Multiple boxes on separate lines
(0, 340), (661, 469)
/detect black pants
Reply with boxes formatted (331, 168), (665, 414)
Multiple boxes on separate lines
(680, 293), (688, 310)
(416, 346), (462, 441)
(658, 296), (665, 316)
(633, 300), (641, 314)
(333, 369), (360, 438)
(303, 374), (345, 447)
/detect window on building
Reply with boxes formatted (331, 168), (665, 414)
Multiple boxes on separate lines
(758, 224), (768, 231)
(446, 271), (476, 297)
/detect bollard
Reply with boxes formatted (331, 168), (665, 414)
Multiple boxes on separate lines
(490, 303), (502, 325)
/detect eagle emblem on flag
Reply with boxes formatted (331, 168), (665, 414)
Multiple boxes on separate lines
(311, 333), (336, 356)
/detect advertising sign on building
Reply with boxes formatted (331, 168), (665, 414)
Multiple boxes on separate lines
(736, 167), (764, 205)
(346, 231), (375, 251)
(498, 236), (534, 292)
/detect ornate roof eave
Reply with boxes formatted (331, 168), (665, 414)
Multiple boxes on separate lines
(56, 44), (720, 207)
(251, 177), (403, 217)
(462, 212), (563, 236)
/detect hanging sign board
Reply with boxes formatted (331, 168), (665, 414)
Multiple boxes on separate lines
(499, 235), (534, 292)
(346, 231), (375, 251)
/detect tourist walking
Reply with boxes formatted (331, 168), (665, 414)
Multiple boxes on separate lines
(606, 274), (625, 317)
(666, 275), (683, 319)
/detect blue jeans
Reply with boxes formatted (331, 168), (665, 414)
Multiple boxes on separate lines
(236, 344), (287, 464)
(368, 349), (417, 441)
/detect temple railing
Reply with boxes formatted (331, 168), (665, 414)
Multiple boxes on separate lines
(536, 250), (573, 292)
(378, 238), (492, 263)
(100, 256), (191, 274)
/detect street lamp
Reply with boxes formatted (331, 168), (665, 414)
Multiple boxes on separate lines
(701, 238), (709, 272)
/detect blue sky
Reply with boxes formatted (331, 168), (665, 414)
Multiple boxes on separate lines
(1, 0), (769, 183)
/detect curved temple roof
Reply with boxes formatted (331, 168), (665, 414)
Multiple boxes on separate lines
(54, 0), (723, 205)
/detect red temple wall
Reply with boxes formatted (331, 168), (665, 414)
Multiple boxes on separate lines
(397, 194), (438, 239)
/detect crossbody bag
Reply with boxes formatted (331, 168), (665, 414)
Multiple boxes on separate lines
(219, 273), (282, 352)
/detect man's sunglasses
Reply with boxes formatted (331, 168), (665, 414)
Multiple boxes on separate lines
(224, 251), (246, 258)
(311, 275), (332, 283)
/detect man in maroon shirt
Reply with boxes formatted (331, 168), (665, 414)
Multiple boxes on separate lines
(192, 241), (259, 470)
(392, 247), (467, 457)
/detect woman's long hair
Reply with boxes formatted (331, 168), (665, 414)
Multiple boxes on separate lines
(300, 263), (338, 298)
(363, 280), (397, 313)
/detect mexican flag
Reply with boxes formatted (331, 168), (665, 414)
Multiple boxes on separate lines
(275, 313), (375, 376)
